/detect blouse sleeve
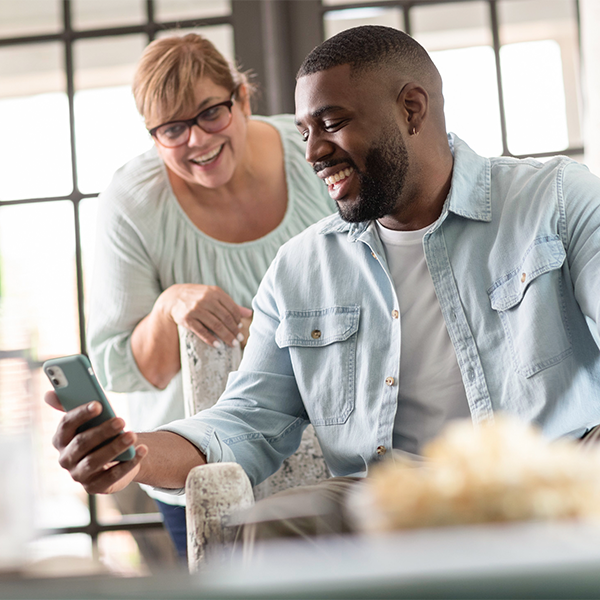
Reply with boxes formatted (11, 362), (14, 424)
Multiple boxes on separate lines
(87, 157), (165, 392)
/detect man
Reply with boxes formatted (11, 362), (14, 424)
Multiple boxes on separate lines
(48, 25), (600, 529)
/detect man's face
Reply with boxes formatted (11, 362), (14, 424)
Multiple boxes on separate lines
(295, 65), (409, 222)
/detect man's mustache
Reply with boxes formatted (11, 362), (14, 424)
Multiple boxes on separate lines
(313, 158), (359, 176)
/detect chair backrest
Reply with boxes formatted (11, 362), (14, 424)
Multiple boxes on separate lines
(179, 326), (330, 569)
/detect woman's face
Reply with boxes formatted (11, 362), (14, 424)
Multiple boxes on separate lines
(151, 76), (251, 190)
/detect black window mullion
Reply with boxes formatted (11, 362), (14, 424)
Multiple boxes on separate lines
(488, 0), (510, 156)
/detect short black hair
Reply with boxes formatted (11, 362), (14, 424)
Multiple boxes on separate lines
(297, 25), (437, 82)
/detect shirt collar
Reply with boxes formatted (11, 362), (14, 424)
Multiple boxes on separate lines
(318, 132), (492, 239)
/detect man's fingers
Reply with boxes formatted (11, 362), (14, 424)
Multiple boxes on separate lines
(79, 446), (147, 495)
(63, 428), (137, 479)
(52, 402), (104, 451)
(44, 390), (65, 412)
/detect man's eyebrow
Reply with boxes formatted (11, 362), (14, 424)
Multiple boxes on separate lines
(295, 105), (345, 127)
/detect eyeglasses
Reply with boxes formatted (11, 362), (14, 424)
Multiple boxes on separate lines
(149, 93), (235, 148)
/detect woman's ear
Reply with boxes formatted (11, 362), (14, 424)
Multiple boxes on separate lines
(398, 82), (428, 135)
(237, 83), (252, 117)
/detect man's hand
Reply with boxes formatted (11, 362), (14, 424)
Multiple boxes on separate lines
(45, 391), (147, 495)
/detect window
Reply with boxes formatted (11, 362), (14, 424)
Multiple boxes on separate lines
(0, 0), (584, 577)
(0, 0), (233, 576)
(322, 0), (582, 160)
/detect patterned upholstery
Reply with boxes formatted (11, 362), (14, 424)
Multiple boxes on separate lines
(179, 327), (329, 571)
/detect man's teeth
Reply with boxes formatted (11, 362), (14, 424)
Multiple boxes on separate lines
(192, 145), (222, 165)
(324, 167), (354, 186)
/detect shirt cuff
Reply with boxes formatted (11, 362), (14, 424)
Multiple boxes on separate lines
(152, 417), (237, 494)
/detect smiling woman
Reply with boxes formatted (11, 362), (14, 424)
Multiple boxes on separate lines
(83, 33), (335, 559)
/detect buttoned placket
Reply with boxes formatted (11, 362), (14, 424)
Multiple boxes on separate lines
(357, 227), (401, 462)
(423, 224), (494, 424)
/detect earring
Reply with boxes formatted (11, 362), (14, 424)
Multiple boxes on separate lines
(412, 127), (418, 136)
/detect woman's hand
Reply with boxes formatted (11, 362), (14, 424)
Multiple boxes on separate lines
(45, 391), (147, 495)
(157, 284), (253, 349)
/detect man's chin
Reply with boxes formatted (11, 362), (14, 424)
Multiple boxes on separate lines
(336, 198), (386, 223)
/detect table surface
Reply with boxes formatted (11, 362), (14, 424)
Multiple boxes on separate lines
(3, 520), (600, 599)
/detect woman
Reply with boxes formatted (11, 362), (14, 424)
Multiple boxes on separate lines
(87, 34), (334, 558)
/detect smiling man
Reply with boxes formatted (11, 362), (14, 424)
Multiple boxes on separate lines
(48, 26), (600, 544)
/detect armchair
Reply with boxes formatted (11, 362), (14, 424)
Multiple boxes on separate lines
(178, 326), (329, 571)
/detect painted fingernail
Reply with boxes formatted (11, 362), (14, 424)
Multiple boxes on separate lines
(232, 338), (240, 348)
(88, 402), (97, 412)
(236, 333), (244, 342)
(122, 433), (134, 445)
(213, 340), (223, 349)
(238, 322), (243, 329)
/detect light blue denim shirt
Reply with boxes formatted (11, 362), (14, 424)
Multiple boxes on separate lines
(160, 134), (600, 489)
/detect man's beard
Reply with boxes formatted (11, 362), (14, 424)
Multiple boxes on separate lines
(337, 127), (409, 223)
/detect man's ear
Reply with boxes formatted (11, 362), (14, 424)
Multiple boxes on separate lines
(397, 82), (428, 135)
(237, 83), (252, 117)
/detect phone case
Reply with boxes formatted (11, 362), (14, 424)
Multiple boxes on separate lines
(43, 354), (134, 461)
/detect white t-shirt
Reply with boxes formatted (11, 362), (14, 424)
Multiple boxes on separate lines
(376, 221), (470, 454)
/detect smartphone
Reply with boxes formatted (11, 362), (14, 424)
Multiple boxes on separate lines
(43, 354), (135, 461)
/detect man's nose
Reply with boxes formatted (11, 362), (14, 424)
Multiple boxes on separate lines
(305, 133), (334, 166)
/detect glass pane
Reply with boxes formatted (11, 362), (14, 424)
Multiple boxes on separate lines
(155, 0), (231, 21)
(157, 24), (235, 64)
(26, 533), (103, 577)
(500, 41), (568, 155)
(0, 201), (87, 532)
(430, 46), (502, 158)
(0, 43), (72, 200)
(411, 1), (492, 49)
(0, 434), (35, 570)
(0, 202), (79, 358)
(498, 0), (580, 154)
(0, 0), (61, 37)
(412, 2), (502, 157)
(0, 203), (81, 533)
(74, 35), (153, 195)
(72, 0), (145, 30)
(98, 531), (150, 577)
(324, 7), (403, 40)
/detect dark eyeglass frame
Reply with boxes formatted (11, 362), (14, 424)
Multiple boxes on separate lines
(148, 93), (235, 148)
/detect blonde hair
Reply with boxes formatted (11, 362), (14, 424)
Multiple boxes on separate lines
(133, 33), (254, 127)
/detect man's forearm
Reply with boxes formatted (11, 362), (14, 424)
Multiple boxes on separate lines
(134, 431), (207, 489)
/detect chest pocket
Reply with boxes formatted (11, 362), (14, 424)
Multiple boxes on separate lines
(488, 236), (571, 378)
(276, 306), (360, 425)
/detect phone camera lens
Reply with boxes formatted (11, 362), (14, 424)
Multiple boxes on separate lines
(52, 378), (60, 386)
(47, 368), (54, 376)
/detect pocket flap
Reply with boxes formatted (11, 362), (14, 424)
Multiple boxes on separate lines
(276, 306), (360, 348)
(489, 237), (566, 312)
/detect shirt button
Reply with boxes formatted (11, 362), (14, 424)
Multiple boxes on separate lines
(385, 377), (395, 386)
(391, 309), (399, 319)
(521, 272), (527, 283)
(376, 445), (387, 456)
(311, 329), (322, 339)
(371, 251), (378, 260)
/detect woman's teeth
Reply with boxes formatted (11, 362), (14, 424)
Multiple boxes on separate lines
(191, 145), (223, 165)
(325, 167), (354, 186)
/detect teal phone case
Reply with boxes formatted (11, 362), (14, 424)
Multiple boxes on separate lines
(43, 354), (135, 461)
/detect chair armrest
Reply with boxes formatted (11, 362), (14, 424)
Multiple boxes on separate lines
(185, 462), (254, 572)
